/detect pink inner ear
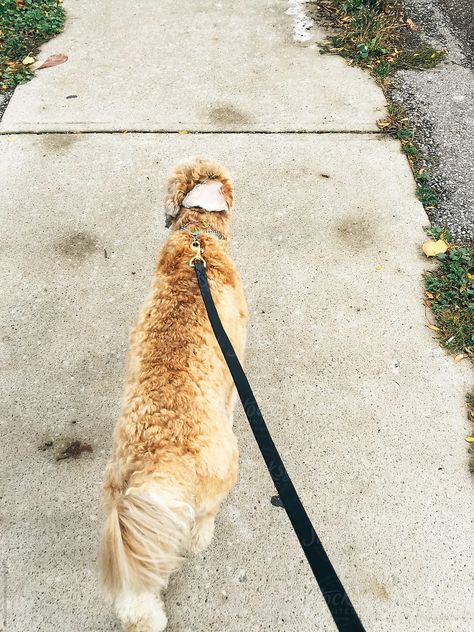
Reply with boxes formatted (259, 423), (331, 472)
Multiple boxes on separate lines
(182, 180), (228, 211)
(198, 181), (226, 208)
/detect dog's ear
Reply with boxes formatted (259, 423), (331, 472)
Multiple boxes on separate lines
(164, 158), (233, 227)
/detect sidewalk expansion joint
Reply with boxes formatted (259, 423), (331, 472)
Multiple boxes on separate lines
(0, 128), (382, 136)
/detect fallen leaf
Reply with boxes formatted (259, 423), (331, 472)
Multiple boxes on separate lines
(464, 436), (474, 443)
(454, 353), (468, 362)
(22, 56), (35, 65)
(425, 291), (434, 299)
(467, 273), (474, 280)
(178, 130), (189, 135)
(37, 54), (68, 70)
(422, 239), (448, 257)
(16, 0), (24, 6)
(427, 324), (440, 332)
(406, 18), (419, 32)
(375, 264), (383, 271)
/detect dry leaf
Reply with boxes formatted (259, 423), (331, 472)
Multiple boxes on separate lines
(16, 0), (25, 6)
(422, 239), (448, 257)
(464, 436), (474, 443)
(427, 324), (440, 332)
(425, 291), (434, 299)
(467, 273), (474, 280)
(406, 18), (419, 32)
(22, 56), (35, 65)
(178, 130), (189, 135)
(454, 353), (468, 362)
(37, 54), (68, 70)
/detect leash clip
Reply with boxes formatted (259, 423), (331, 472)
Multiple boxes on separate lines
(189, 237), (206, 267)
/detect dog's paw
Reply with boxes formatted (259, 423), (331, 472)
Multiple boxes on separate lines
(116, 591), (167, 632)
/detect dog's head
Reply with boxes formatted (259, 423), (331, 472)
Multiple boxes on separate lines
(164, 158), (234, 228)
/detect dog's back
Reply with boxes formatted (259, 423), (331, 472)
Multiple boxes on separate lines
(99, 159), (247, 631)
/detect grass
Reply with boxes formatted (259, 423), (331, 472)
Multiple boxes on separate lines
(316, 0), (446, 79)
(0, 0), (65, 91)
(424, 230), (474, 357)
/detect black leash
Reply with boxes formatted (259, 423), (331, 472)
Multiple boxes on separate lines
(193, 258), (366, 632)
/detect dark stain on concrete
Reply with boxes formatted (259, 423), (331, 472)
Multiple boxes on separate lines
(56, 439), (93, 461)
(40, 133), (82, 151)
(335, 216), (376, 251)
(39, 437), (93, 461)
(58, 231), (99, 261)
(208, 104), (253, 126)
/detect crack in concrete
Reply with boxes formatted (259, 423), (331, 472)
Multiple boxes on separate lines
(0, 129), (382, 135)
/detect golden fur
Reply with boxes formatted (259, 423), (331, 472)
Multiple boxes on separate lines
(99, 158), (247, 631)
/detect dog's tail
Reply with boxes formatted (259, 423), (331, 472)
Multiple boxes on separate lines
(164, 157), (233, 226)
(99, 480), (194, 628)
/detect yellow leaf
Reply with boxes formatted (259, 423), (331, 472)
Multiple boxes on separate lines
(425, 291), (434, 299)
(22, 56), (35, 65)
(375, 264), (383, 271)
(422, 239), (448, 257)
(464, 436), (474, 443)
(454, 353), (468, 362)
(178, 130), (189, 135)
(427, 324), (440, 332)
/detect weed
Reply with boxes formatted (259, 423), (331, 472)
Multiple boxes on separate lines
(378, 104), (441, 210)
(0, 0), (65, 91)
(465, 392), (474, 409)
(393, 43), (446, 71)
(469, 448), (474, 474)
(424, 233), (474, 356)
(316, 1), (446, 78)
(416, 185), (438, 207)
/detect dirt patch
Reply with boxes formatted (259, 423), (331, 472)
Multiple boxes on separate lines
(57, 231), (99, 262)
(335, 216), (376, 251)
(207, 103), (253, 126)
(40, 133), (82, 151)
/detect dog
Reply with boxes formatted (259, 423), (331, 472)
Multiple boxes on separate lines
(99, 158), (248, 631)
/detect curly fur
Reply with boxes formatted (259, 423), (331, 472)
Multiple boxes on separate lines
(99, 158), (247, 631)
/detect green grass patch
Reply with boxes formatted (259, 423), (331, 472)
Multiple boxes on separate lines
(0, 0), (65, 91)
(316, 0), (446, 79)
(424, 230), (474, 356)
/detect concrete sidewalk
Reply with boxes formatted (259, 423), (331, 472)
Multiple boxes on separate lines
(1, 2), (473, 631)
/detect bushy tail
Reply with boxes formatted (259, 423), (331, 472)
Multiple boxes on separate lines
(99, 481), (195, 598)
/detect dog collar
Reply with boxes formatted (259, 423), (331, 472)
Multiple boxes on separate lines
(181, 180), (228, 212)
(179, 224), (226, 241)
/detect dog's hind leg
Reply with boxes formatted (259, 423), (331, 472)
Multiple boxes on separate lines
(190, 512), (216, 553)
